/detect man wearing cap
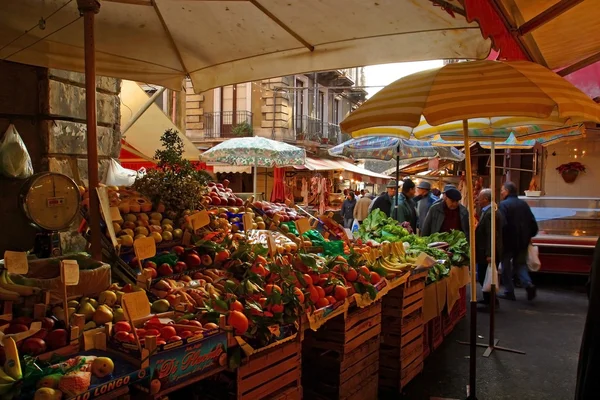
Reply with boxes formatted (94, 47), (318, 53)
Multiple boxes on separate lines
(414, 181), (438, 232)
(421, 187), (470, 240)
(433, 184), (456, 205)
(395, 178), (418, 232)
(368, 180), (397, 217)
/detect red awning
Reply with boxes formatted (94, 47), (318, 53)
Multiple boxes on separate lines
(120, 140), (212, 172)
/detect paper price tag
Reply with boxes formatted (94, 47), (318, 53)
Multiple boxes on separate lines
(189, 210), (210, 230)
(295, 218), (311, 236)
(109, 207), (122, 222)
(3, 251), (28, 274)
(182, 231), (192, 246)
(96, 187), (118, 248)
(134, 237), (156, 260)
(266, 233), (277, 256)
(61, 260), (79, 286)
(242, 213), (254, 232)
(122, 291), (151, 321)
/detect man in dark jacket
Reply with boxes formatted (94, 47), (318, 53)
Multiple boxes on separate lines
(575, 238), (600, 399)
(340, 192), (357, 229)
(498, 181), (538, 301)
(368, 180), (397, 217)
(475, 189), (504, 308)
(421, 188), (470, 240)
(395, 178), (417, 232)
(414, 181), (438, 232)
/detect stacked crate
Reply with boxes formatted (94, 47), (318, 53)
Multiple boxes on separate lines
(302, 301), (382, 400)
(379, 269), (428, 394)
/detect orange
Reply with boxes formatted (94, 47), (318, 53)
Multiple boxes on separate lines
(215, 250), (230, 263)
(334, 286), (348, 301)
(230, 300), (244, 312)
(316, 298), (330, 309)
(270, 303), (284, 313)
(265, 284), (282, 295)
(251, 264), (267, 277)
(255, 255), (268, 265)
(345, 268), (358, 282)
(326, 296), (337, 305)
(370, 271), (381, 284)
(293, 287), (305, 303)
(228, 310), (249, 335)
(315, 286), (326, 299)
(302, 274), (313, 286)
(307, 285), (320, 303)
(359, 266), (370, 277)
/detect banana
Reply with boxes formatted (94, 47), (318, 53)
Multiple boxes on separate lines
(0, 367), (15, 383)
(0, 285), (19, 301)
(0, 271), (37, 297)
(2, 337), (21, 381)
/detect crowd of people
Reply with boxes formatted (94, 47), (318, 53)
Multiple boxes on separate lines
(340, 178), (539, 309)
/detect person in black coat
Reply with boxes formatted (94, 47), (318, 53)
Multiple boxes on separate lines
(368, 180), (397, 217)
(475, 189), (504, 308)
(575, 238), (600, 399)
(498, 182), (538, 301)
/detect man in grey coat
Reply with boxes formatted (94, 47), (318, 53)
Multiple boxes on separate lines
(421, 188), (470, 240)
(414, 181), (438, 232)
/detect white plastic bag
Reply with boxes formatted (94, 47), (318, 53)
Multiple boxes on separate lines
(105, 158), (137, 187)
(351, 219), (360, 237)
(527, 244), (541, 272)
(0, 124), (33, 179)
(482, 264), (499, 293)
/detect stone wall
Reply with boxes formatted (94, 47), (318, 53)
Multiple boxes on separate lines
(0, 60), (121, 255)
(259, 77), (293, 140)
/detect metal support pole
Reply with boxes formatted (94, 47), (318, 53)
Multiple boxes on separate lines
(78, 0), (101, 260)
(121, 87), (166, 135)
(394, 144), (400, 219)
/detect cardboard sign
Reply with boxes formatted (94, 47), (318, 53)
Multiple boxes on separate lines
(266, 233), (277, 256)
(242, 213), (254, 232)
(3, 251), (28, 274)
(134, 236), (156, 260)
(295, 218), (311, 236)
(96, 187), (119, 248)
(189, 210), (210, 230)
(122, 291), (151, 321)
(109, 207), (122, 222)
(182, 231), (192, 246)
(61, 260), (79, 286)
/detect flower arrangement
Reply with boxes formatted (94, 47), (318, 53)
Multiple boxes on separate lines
(556, 162), (586, 174)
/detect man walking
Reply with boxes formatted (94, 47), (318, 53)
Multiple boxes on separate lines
(475, 189), (504, 309)
(395, 178), (418, 232)
(414, 181), (438, 232)
(421, 187), (470, 239)
(354, 190), (373, 224)
(368, 180), (397, 217)
(499, 181), (538, 301)
(340, 191), (357, 229)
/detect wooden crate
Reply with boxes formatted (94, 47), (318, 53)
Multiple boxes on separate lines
(429, 316), (444, 351)
(302, 301), (381, 400)
(422, 318), (430, 359)
(237, 339), (302, 400)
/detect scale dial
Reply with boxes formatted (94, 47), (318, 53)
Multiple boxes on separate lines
(20, 172), (80, 231)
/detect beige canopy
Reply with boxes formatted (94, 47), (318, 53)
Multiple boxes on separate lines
(0, 0), (490, 92)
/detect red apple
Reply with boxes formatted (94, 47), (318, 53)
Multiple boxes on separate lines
(143, 267), (158, 279)
(144, 328), (160, 337)
(21, 338), (47, 356)
(38, 317), (55, 331)
(179, 330), (193, 339)
(143, 260), (157, 270)
(114, 331), (132, 343)
(185, 254), (201, 268)
(45, 329), (68, 350)
(167, 335), (182, 343)
(158, 263), (173, 277)
(172, 246), (185, 256)
(123, 283), (134, 293)
(5, 324), (28, 334)
(114, 321), (132, 333)
(31, 328), (48, 340)
(13, 316), (33, 326)
(173, 261), (187, 273)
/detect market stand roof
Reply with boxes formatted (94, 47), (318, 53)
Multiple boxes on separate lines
(294, 157), (391, 185)
(0, 0), (491, 92)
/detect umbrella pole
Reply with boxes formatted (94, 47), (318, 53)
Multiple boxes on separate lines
(461, 120), (478, 400)
(253, 164), (258, 199)
(395, 144), (400, 219)
(79, 0), (101, 261)
(478, 142), (525, 357)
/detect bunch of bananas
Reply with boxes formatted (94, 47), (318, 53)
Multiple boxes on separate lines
(368, 242), (418, 276)
(0, 337), (20, 396)
(0, 270), (41, 300)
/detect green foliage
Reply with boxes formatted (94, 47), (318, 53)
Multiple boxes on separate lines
(357, 209), (410, 242)
(232, 121), (253, 137)
(133, 129), (210, 214)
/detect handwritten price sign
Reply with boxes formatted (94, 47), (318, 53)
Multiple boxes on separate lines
(189, 210), (210, 230)
(3, 251), (28, 274)
(134, 237), (156, 260)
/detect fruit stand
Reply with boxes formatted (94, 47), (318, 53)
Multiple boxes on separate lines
(0, 136), (469, 400)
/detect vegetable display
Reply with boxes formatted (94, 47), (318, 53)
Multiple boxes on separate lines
(356, 209), (410, 244)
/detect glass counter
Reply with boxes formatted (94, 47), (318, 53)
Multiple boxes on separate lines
(518, 196), (599, 273)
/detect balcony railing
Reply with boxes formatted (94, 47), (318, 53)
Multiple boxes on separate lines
(293, 115), (342, 144)
(203, 111), (253, 138)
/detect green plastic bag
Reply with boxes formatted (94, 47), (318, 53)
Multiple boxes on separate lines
(281, 221), (298, 236)
(148, 253), (179, 267)
(323, 241), (345, 257)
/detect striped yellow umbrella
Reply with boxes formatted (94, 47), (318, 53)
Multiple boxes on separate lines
(340, 60), (600, 391)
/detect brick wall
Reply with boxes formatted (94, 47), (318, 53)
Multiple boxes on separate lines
(185, 79), (205, 143)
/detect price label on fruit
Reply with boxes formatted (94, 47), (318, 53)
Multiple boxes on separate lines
(189, 210), (210, 230)
(134, 236), (157, 260)
(3, 251), (28, 274)
(122, 291), (151, 321)
(242, 213), (254, 232)
(267, 233), (277, 256)
(295, 218), (311, 236)
(61, 259), (79, 285)
(109, 206), (122, 222)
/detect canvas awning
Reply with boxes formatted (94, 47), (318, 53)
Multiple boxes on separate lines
(294, 157), (391, 185)
(120, 80), (200, 162)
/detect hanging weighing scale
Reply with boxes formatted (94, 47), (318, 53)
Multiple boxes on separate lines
(19, 172), (81, 258)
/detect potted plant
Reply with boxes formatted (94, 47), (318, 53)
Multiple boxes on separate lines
(232, 121), (253, 137)
(556, 161), (586, 183)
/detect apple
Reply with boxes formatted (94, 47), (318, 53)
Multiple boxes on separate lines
(31, 328), (48, 340)
(114, 331), (132, 343)
(13, 316), (33, 326)
(114, 321), (132, 333)
(136, 328), (147, 338)
(172, 246), (185, 256)
(143, 260), (157, 269)
(179, 331), (193, 339)
(143, 267), (158, 279)
(185, 254), (201, 268)
(145, 328), (160, 337)
(21, 338), (47, 356)
(5, 324), (28, 334)
(167, 336), (182, 343)
(46, 329), (68, 350)
(173, 261), (187, 273)
(158, 263), (173, 277)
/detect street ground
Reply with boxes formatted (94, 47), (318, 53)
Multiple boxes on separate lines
(400, 274), (589, 400)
